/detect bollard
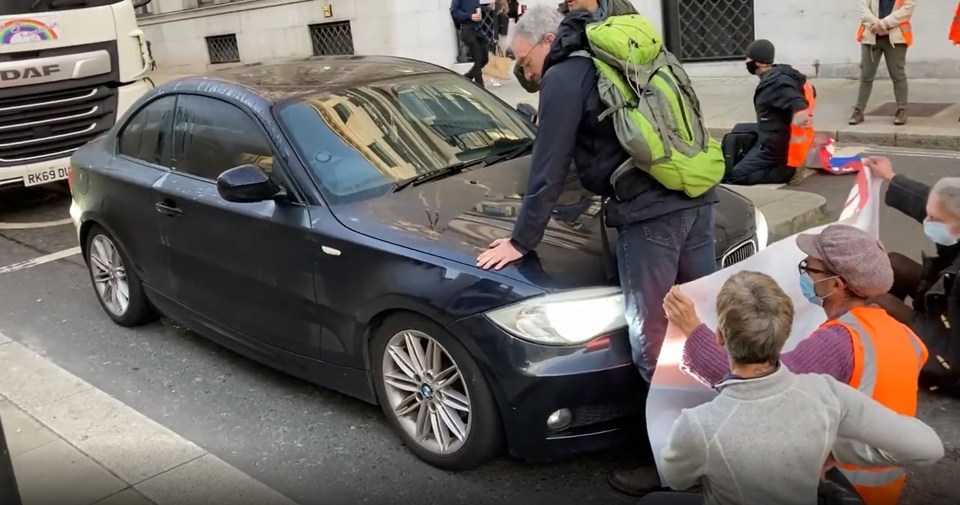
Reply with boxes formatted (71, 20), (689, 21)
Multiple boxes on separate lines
(0, 413), (23, 505)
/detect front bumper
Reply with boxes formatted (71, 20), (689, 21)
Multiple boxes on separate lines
(448, 315), (647, 462)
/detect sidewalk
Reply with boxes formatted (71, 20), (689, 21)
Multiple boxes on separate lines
(479, 72), (960, 151)
(0, 332), (298, 505)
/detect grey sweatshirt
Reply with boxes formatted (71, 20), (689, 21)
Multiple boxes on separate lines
(660, 365), (943, 505)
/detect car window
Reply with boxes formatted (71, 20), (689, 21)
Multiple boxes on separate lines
(117, 95), (176, 166)
(171, 95), (275, 181)
(275, 73), (536, 204)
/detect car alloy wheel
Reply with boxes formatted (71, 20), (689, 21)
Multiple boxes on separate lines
(88, 234), (130, 317)
(381, 329), (472, 455)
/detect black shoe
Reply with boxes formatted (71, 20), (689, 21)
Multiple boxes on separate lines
(608, 466), (665, 497)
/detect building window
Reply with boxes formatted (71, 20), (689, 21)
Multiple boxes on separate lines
(662, 0), (755, 62)
(206, 34), (240, 64)
(309, 22), (355, 56)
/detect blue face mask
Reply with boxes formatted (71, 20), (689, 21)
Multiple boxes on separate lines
(799, 272), (822, 306)
(923, 219), (960, 246)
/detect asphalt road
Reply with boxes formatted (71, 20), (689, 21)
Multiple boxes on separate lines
(0, 147), (958, 505)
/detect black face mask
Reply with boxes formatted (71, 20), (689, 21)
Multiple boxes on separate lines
(746, 61), (759, 75)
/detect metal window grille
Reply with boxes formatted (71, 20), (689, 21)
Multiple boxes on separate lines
(309, 22), (355, 56)
(206, 34), (240, 64)
(663, 0), (755, 62)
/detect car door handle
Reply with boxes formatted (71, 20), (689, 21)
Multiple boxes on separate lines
(155, 201), (182, 216)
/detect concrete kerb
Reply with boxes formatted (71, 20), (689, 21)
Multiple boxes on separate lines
(708, 126), (960, 152)
(725, 185), (830, 245)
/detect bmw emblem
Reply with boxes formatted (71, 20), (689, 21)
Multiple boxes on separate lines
(420, 384), (433, 398)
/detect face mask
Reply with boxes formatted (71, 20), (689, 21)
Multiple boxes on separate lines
(746, 61), (759, 75)
(923, 219), (960, 246)
(799, 272), (822, 306)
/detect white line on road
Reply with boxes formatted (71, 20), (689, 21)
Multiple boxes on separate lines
(0, 217), (73, 230)
(865, 147), (960, 160)
(0, 246), (81, 275)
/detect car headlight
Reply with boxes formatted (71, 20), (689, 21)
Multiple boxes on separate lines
(485, 287), (627, 346)
(754, 208), (769, 251)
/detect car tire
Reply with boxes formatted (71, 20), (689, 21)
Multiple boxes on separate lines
(84, 225), (158, 327)
(372, 313), (503, 471)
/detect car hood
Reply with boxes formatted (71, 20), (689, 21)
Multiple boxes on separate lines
(331, 158), (756, 291)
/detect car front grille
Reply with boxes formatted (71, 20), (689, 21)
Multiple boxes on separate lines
(0, 83), (118, 166)
(720, 236), (758, 269)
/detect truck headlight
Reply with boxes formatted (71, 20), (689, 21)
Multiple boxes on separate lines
(485, 287), (627, 345)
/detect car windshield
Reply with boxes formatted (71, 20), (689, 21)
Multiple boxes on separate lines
(0, 0), (123, 15)
(276, 73), (536, 204)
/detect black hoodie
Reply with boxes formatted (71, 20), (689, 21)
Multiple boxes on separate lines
(511, 10), (716, 253)
(753, 64), (811, 160)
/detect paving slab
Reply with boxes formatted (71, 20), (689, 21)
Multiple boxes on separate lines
(724, 185), (830, 244)
(0, 333), (299, 505)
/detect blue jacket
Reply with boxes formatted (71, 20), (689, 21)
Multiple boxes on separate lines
(451, 0), (481, 28)
(510, 10), (717, 253)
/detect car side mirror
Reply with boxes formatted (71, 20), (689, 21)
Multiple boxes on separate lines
(516, 102), (538, 125)
(132, 0), (152, 7)
(217, 164), (285, 203)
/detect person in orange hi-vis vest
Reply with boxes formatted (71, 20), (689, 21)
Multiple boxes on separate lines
(850, 0), (916, 127)
(673, 224), (929, 505)
(720, 39), (814, 186)
(951, 0), (960, 44)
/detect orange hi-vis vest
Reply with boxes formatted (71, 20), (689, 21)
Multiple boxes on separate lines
(786, 81), (816, 169)
(857, 0), (914, 46)
(820, 306), (929, 505)
(950, 1), (960, 44)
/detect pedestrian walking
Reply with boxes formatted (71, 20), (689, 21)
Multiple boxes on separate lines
(849, 0), (916, 126)
(451, 0), (489, 88)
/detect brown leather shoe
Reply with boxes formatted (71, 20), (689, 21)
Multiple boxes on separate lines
(848, 108), (865, 125)
(894, 107), (908, 125)
(608, 465), (665, 497)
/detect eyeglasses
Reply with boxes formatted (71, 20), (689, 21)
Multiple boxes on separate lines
(798, 259), (832, 277)
(516, 37), (546, 72)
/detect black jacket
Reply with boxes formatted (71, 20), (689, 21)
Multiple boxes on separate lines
(753, 64), (810, 161)
(510, 10), (716, 253)
(450, 0), (481, 28)
(886, 175), (960, 307)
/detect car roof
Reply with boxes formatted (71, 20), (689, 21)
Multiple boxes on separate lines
(160, 55), (452, 103)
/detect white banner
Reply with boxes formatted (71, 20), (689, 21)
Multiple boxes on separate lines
(647, 168), (881, 481)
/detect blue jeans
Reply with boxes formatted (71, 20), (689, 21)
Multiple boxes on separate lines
(616, 204), (717, 382)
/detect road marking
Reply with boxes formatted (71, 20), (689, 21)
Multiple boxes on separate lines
(0, 333), (299, 505)
(0, 246), (81, 275)
(0, 217), (73, 230)
(865, 146), (960, 160)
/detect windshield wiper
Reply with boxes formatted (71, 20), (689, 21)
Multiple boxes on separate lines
(482, 138), (534, 166)
(392, 159), (487, 192)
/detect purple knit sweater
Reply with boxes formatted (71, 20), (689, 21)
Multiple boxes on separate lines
(681, 323), (855, 387)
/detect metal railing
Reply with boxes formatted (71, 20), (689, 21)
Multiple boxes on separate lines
(309, 21), (355, 56)
(663, 0), (755, 62)
(206, 34), (241, 64)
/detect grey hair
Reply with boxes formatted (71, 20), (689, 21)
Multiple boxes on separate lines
(715, 271), (795, 365)
(513, 4), (563, 44)
(930, 177), (960, 219)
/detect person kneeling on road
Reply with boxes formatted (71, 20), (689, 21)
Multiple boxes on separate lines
(865, 156), (960, 394)
(476, 5), (719, 497)
(721, 39), (815, 186)
(647, 271), (944, 505)
(664, 224), (929, 505)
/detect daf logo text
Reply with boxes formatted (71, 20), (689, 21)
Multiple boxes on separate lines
(0, 65), (61, 82)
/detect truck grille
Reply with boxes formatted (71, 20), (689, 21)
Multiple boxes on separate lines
(0, 84), (118, 166)
(720, 236), (758, 269)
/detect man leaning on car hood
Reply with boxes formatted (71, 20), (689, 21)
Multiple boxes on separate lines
(477, 5), (719, 497)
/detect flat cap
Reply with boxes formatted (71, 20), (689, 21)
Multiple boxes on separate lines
(796, 224), (893, 297)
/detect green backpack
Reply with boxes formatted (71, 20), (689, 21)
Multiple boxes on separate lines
(583, 14), (724, 198)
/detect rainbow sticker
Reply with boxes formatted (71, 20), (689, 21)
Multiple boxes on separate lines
(0, 18), (60, 46)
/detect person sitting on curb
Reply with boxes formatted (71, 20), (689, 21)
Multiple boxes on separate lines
(864, 156), (960, 393)
(647, 271), (944, 505)
(511, 0), (638, 93)
(664, 224), (929, 505)
(720, 39), (815, 186)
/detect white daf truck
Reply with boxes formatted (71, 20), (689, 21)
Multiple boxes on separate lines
(0, 0), (154, 189)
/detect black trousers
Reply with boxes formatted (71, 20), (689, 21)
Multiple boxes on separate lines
(721, 123), (794, 186)
(460, 26), (488, 88)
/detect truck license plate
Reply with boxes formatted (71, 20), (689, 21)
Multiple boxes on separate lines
(23, 166), (70, 187)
